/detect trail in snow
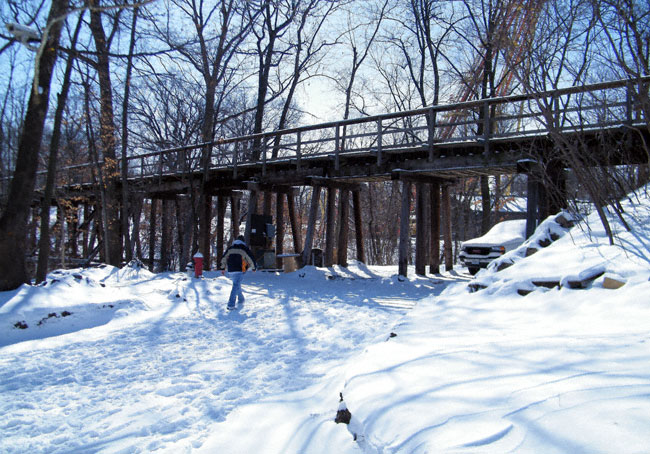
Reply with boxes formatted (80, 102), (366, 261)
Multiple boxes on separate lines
(0, 264), (454, 453)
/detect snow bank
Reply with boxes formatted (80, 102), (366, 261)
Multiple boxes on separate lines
(334, 192), (650, 453)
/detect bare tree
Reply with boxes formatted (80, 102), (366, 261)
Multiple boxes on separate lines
(334, 0), (389, 121)
(119, 5), (140, 263)
(250, 0), (298, 161)
(154, 0), (256, 267)
(594, 0), (650, 178)
(511, 0), (635, 244)
(84, 0), (126, 266)
(271, 0), (339, 158)
(0, 0), (68, 291)
(36, 10), (85, 283)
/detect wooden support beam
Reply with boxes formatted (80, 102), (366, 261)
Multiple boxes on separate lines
(244, 187), (258, 245)
(130, 196), (144, 261)
(526, 174), (539, 238)
(305, 177), (362, 192)
(148, 198), (157, 272)
(160, 199), (172, 271)
(325, 187), (336, 267)
(245, 183), (297, 194)
(352, 190), (365, 263)
(201, 195), (212, 270)
(263, 191), (273, 217)
(216, 195), (226, 266)
(399, 181), (412, 277)
(287, 190), (302, 257)
(275, 191), (285, 269)
(442, 183), (453, 271)
(68, 206), (79, 259)
(231, 192), (241, 239)
(302, 186), (321, 266)
(82, 204), (90, 258)
(429, 182), (441, 274)
(415, 183), (427, 276)
(391, 170), (451, 185)
(337, 189), (350, 267)
(546, 159), (568, 215)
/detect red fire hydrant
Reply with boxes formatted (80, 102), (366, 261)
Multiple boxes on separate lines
(193, 252), (204, 278)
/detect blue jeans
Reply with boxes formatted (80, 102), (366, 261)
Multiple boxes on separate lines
(227, 272), (245, 308)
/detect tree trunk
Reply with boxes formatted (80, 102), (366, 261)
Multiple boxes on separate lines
(337, 189), (350, 267)
(352, 190), (365, 263)
(399, 181), (411, 277)
(480, 175), (491, 234)
(148, 199), (157, 271)
(302, 186), (321, 266)
(415, 183), (427, 276)
(0, 0), (68, 290)
(442, 184), (453, 271)
(120, 7), (139, 263)
(36, 12), (84, 283)
(287, 190), (303, 255)
(430, 182), (441, 274)
(88, 0), (122, 266)
(325, 187), (336, 267)
(160, 199), (172, 271)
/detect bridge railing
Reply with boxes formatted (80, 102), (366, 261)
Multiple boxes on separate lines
(1, 76), (648, 203)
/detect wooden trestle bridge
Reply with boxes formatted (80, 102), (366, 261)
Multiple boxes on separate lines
(8, 76), (650, 275)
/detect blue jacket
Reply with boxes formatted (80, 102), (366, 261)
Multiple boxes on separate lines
(221, 240), (257, 272)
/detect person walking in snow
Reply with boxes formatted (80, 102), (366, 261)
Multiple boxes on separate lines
(221, 235), (257, 310)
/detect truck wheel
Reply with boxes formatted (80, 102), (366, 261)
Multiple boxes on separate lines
(468, 266), (480, 276)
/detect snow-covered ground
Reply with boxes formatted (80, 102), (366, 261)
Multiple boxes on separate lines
(2, 189), (650, 453)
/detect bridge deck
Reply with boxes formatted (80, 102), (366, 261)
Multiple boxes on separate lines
(2, 77), (649, 204)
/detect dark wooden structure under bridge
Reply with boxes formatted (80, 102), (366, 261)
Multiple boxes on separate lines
(9, 77), (650, 276)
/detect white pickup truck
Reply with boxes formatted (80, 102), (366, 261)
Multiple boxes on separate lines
(459, 219), (527, 275)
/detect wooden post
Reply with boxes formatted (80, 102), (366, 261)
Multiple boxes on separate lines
(442, 183), (453, 271)
(399, 181), (411, 277)
(352, 189), (365, 263)
(216, 195), (226, 266)
(429, 182), (441, 274)
(263, 191), (273, 217)
(337, 189), (350, 267)
(160, 198), (171, 271)
(201, 195), (212, 270)
(287, 190), (302, 255)
(68, 205), (78, 259)
(89, 204), (100, 261)
(325, 186), (336, 267)
(82, 203), (90, 258)
(275, 191), (285, 269)
(57, 204), (65, 269)
(245, 187), (258, 245)
(545, 159), (567, 216)
(526, 173), (538, 238)
(148, 198), (157, 272)
(130, 196), (143, 261)
(302, 186), (321, 266)
(231, 192), (241, 240)
(415, 182), (427, 276)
